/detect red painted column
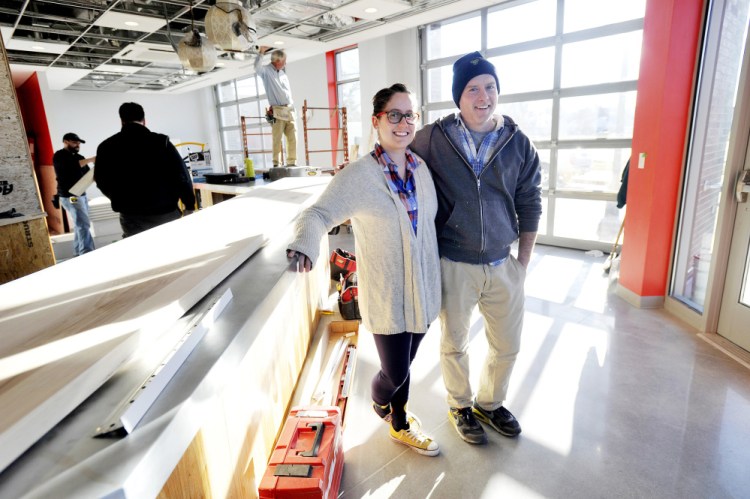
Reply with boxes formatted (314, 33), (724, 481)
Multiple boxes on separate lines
(619, 0), (705, 300)
(16, 73), (62, 234)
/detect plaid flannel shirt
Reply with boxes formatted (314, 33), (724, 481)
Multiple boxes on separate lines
(372, 143), (419, 235)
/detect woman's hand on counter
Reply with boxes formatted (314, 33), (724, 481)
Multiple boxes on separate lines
(286, 250), (312, 272)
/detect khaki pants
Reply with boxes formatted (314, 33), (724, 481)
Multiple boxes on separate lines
(271, 106), (297, 166)
(439, 256), (527, 409)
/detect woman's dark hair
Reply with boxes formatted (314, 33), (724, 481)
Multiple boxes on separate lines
(372, 83), (411, 116)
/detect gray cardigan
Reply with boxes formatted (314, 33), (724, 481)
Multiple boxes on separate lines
(288, 152), (441, 335)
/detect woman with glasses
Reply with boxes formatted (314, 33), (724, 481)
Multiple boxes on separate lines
(287, 83), (441, 456)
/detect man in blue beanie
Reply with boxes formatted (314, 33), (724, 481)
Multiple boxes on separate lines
(411, 51), (542, 445)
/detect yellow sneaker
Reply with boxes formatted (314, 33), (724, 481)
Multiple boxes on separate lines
(373, 403), (423, 429)
(389, 425), (440, 456)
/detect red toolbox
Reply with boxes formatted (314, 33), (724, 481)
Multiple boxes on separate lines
(258, 406), (344, 499)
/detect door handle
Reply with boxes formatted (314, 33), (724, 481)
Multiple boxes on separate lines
(736, 170), (750, 203)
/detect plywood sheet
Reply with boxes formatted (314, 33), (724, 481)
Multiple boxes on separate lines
(0, 34), (44, 225)
(0, 177), (330, 473)
(0, 218), (55, 284)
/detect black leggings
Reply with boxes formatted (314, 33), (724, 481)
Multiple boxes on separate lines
(371, 331), (426, 425)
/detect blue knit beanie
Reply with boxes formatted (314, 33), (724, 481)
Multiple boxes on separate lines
(452, 51), (500, 107)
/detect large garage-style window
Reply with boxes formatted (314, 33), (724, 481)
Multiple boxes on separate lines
(420, 0), (646, 251)
(215, 74), (271, 172)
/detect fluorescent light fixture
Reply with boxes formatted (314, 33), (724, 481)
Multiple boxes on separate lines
(94, 11), (165, 32)
(332, 0), (409, 20)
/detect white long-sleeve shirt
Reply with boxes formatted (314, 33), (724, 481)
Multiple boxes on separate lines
(254, 53), (293, 107)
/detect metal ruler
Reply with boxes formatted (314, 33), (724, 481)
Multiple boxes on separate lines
(94, 288), (233, 437)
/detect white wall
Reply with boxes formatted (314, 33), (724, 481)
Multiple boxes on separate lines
(39, 75), (221, 197)
(284, 53), (329, 166)
(280, 26), (421, 166)
(357, 28), (421, 152)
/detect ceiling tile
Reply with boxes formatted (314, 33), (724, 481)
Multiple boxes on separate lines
(93, 12), (166, 33)
(5, 38), (70, 55)
(1, 27), (14, 43)
(114, 42), (180, 64)
(45, 67), (92, 90)
(257, 33), (324, 50)
(331, 0), (411, 21)
(97, 64), (144, 74)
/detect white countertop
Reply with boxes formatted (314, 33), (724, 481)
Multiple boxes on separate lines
(0, 177), (332, 497)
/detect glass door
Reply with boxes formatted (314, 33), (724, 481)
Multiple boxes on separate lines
(717, 143), (750, 351)
(670, 0), (750, 311)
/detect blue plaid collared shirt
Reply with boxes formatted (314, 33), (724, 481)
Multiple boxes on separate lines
(372, 143), (419, 235)
(448, 114), (504, 177)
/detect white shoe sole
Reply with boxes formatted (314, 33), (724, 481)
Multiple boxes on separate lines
(389, 433), (440, 456)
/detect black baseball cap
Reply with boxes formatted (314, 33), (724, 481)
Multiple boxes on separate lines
(63, 132), (85, 143)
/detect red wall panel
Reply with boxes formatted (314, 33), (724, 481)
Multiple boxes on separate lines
(619, 0), (705, 298)
(16, 73), (62, 234)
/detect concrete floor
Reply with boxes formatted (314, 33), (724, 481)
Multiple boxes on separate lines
(328, 240), (750, 498)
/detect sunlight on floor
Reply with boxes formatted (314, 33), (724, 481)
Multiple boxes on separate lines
(522, 322), (609, 456)
(573, 263), (612, 313)
(480, 473), (546, 499)
(361, 475), (406, 498)
(526, 256), (584, 304)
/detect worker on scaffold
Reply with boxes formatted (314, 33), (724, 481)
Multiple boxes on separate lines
(255, 47), (298, 167)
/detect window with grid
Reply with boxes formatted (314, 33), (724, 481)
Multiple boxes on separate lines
(420, 0), (646, 250)
(215, 73), (273, 172)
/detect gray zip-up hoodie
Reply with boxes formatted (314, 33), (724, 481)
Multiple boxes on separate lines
(410, 113), (542, 264)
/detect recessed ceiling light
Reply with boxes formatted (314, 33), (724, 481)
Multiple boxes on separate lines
(364, 7), (378, 13)
(274, 40), (285, 45)
(216, 62), (225, 67)
(31, 46), (44, 51)
(124, 21), (139, 27)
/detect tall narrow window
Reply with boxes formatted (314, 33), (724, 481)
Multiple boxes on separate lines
(335, 47), (361, 160)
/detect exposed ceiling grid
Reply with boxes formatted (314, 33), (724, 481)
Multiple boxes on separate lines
(0, 0), (460, 93)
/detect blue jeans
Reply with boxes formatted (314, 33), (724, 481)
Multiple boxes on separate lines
(60, 194), (95, 256)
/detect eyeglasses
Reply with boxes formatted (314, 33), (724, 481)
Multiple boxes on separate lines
(376, 110), (420, 124)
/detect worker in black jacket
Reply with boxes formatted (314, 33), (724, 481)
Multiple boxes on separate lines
(94, 102), (196, 238)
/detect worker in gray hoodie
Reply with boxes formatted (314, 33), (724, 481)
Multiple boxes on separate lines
(411, 51), (542, 445)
